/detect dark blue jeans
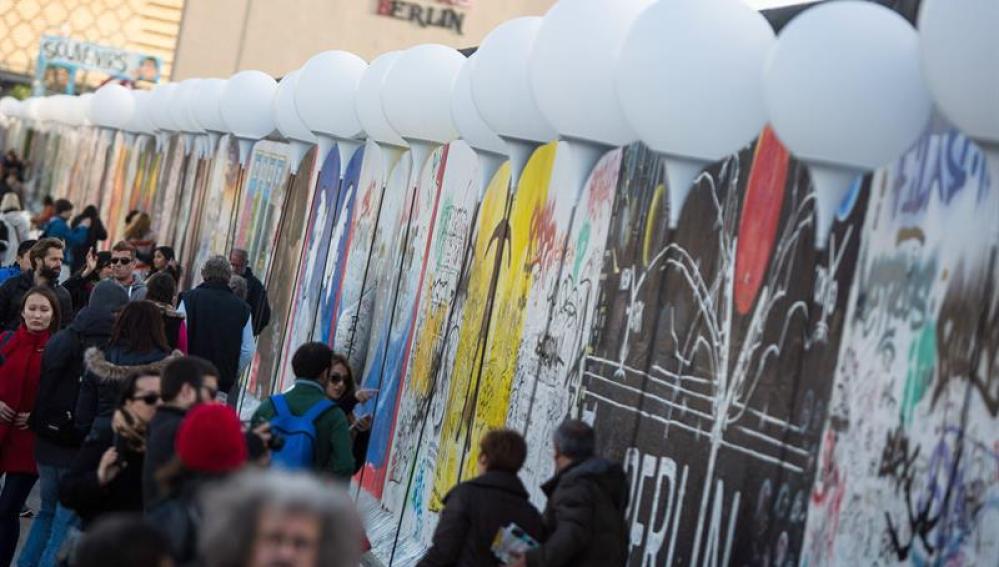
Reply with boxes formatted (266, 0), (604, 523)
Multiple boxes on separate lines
(17, 465), (78, 567)
(0, 473), (38, 567)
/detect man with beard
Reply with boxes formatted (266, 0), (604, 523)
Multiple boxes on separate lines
(0, 238), (73, 329)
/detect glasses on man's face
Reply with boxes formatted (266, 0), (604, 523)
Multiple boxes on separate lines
(109, 257), (133, 266)
(329, 373), (347, 385)
(132, 393), (160, 405)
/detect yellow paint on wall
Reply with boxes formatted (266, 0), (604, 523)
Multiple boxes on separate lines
(430, 143), (558, 507)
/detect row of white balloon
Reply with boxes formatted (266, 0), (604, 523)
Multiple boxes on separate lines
(1, 0), (995, 250)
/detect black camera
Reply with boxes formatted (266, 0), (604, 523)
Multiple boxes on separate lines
(267, 433), (285, 451)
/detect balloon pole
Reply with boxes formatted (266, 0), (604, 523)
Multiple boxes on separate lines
(237, 137), (255, 167)
(379, 143), (406, 179)
(336, 138), (363, 178)
(663, 155), (707, 229)
(476, 150), (506, 195)
(316, 135), (335, 172)
(564, 138), (610, 201)
(504, 138), (538, 191)
(809, 162), (861, 250)
(408, 140), (434, 183)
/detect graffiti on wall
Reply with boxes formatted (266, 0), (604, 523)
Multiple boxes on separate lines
(801, 129), (998, 567)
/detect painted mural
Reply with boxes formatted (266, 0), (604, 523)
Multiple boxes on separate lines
(279, 147), (344, 392)
(801, 130), (998, 567)
(358, 144), (455, 498)
(6, 80), (998, 567)
(325, 142), (391, 377)
(246, 149), (317, 399)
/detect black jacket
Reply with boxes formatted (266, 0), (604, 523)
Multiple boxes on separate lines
(244, 267), (270, 336)
(0, 270), (73, 329)
(142, 405), (186, 507)
(182, 281), (250, 393)
(62, 272), (100, 318)
(31, 305), (115, 467)
(418, 471), (544, 567)
(525, 458), (629, 567)
(75, 346), (180, 439)
(59, 425), (145, 529)
(69, 218), (107, 274)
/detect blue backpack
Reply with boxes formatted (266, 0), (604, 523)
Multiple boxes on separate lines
(269, 394), (334, 470)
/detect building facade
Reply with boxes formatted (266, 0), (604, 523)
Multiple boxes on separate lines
(0, 0), (184, 93)
(171, 0), (557, 79)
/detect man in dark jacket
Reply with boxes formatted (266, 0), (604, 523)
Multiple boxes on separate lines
(0, 238), (73, 329)
(21, 280), (128, 567)
(229, 248), (270, 336)
(515, 420), (629, 567)
(418, 429), (543, 567)
(179, 255), (252, 403)
(142, 356), (220, 508)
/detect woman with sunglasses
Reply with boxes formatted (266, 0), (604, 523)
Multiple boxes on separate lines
(0, 287), (59, 565)
(324, 354), (377, 475)
(60, 371), (161, 529)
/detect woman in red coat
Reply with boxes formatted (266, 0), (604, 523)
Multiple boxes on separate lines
(0, 286), (59, 566)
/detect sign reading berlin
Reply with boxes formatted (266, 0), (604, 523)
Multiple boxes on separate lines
(376, 0), (469, 35)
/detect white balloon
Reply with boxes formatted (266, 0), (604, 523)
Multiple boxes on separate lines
(274, 70), (316, 143)
(356, 51), (407, 147)
(192, 79), (228, 133)
(24, 96), (42, 120)
(471, 17), (556, 145)
(220, 70), (277, 139)
(124, 90), (157, 135)
(295, 50), (367, 140)
(78, 94), (94, 126)
(149, 83), (180, 132)
(919, 0), (999, 145)
(452, 56), (505, 156)
(88, 83), (135, 130)
(765, 0), (932, 248)
(170, 79), (203, 133)
(764, 1), (931, 170)
(530, 0), (651, 146)
(382, 44), (464, 144)
(618, 0), (774, 161)
(0, 97), (19, 118)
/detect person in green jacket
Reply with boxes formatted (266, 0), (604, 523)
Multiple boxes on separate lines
(251, 342), (354, 479)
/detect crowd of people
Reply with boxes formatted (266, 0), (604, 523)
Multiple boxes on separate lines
(0, 150), (632, 567)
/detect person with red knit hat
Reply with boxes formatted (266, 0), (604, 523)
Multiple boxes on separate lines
(176, 403), (247, 473)
(148, 403), (249, 563)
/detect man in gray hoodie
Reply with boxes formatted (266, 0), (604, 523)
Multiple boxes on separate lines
(109, 241), (146, 301)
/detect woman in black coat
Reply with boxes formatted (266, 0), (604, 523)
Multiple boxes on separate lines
(417, 429), (544, 567)
(75, 301), (181, 440)
(60, 372), (161, 529)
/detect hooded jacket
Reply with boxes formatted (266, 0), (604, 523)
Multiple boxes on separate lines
(119, 274), (147, 302)
(75, 346), (181, 438)
(0, 325), (51, 473)
(418, 470), (544, 567)
(31, 305), (116, 467)
(525, 457), (629, 567)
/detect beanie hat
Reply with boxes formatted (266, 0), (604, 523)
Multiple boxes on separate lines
(175, 404), (248, 474)
(88, 280), (129, 313)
